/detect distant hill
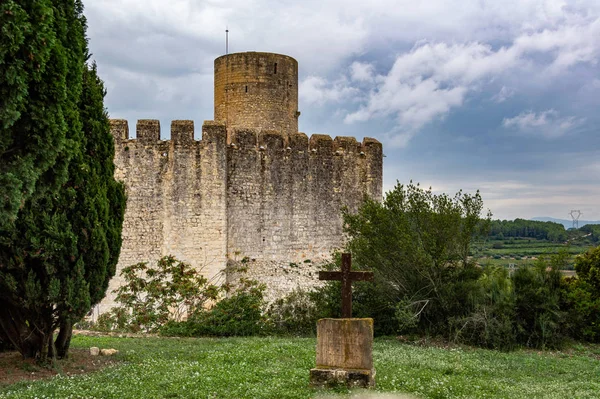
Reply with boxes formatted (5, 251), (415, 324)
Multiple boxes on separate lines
(531, 217), (600, 229)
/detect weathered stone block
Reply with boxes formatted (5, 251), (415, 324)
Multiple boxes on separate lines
(309, 134), (333, 153)
(310, 318), (376, 388)
(171, 120), (194, 144)
(110, 119), (129, 142)
(137, 119), (160, 143)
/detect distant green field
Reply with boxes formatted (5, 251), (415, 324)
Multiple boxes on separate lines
(473, 237), (595, 270)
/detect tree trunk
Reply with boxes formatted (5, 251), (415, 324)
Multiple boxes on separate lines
(0, 302), (50, 361)
(55, 319), (73, 359)
(0, 327), (15, 352)
(0, 303), (37, 358)
(38, 329), (57, 365)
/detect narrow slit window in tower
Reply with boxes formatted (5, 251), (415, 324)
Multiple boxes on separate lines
(245, 85), (248, 93)
(274, 63), (277, 74)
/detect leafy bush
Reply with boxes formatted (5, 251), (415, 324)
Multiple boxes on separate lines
(341, 182), (491, 337)
(95, 256), (220, 333)
(560, 246), (600, 342)
(451, 267), (517, 350)
(512, 254), (566, 349)
(161, 278), (267, 337)
(265, 289), (324, 336)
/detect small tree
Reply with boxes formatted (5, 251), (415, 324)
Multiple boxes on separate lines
(342, 181), (491, 334)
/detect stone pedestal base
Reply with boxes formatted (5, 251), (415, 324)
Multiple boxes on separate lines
(310, 368), (376, 388)
(309, 318), (376, 388)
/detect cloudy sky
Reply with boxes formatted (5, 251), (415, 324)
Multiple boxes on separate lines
(85, 0), (600, 221)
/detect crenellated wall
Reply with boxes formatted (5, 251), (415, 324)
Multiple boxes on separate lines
(100, 119), (382, 310)
(102, 119), (228, 312)
(225, 127), (382, 298)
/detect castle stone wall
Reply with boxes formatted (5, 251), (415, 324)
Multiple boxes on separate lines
(99, 51), (382, 310)
(101, 120), (382, 309)
(101, 120), (229, 313)
(225, 128), (383, 299)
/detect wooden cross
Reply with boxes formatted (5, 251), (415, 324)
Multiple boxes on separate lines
(319, 253), (374, 318)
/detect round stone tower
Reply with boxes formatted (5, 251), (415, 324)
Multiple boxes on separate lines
(214, 52), (299, 135)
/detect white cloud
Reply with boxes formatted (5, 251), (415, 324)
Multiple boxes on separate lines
(502, 109), (585, 138)
(337, 16), (599, 146)
(492, 86), (516, 103)
(350, 62), (375, 83)
(299, 76), (358, 105)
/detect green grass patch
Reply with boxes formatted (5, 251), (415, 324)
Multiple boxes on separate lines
(1, 336), (599, 398)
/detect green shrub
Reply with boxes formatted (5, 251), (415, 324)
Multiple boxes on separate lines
(451, 267), (517, 350)
(342, 182), (490, 337)
(265, 289), (323, 336)
(161, 278), (267, 337)
(93, 256), (220, 333)
(512, 254), (566, 349)
(560, 278), (600, 342)
(560, 246), (600, 342)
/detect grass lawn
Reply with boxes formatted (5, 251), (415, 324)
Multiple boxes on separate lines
(1, 335), (599, 399)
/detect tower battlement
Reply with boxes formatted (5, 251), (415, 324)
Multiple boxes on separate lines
(110, 119), (382, 159)
(100, 52), (383, 310)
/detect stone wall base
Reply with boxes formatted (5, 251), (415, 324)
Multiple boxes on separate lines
(309, 368), (376, 388)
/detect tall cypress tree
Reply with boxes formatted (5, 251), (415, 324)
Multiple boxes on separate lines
(0, 0), (73, 228)
(0, 0), (125, 362)
(53, 61), (126, 358)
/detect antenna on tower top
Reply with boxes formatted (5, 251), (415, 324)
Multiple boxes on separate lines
(225, 26), (230, 128)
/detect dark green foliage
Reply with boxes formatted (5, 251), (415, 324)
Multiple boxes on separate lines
(265, 289), (324, 336)
(512, 255), (565, 349)
(0, 0), (125, 362)
(450, 267), (517, 350)
(579, 224), (600, 244)
(0, 0), (74, 229)
(160, 278), (267, 337)
(561, 246), (600, 342)
(452, 254), (567, 350)
(98, 256), (266, 337)
(302, 182), (578, 350)
(489, 219), (567, 242)
(340, 182), (490, 336)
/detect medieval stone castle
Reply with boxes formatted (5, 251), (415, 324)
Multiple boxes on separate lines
(100, 52), (383, 312)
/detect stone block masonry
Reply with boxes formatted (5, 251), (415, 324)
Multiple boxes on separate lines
(214, 52), (299, 135)
(99, 52), (382, 311)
